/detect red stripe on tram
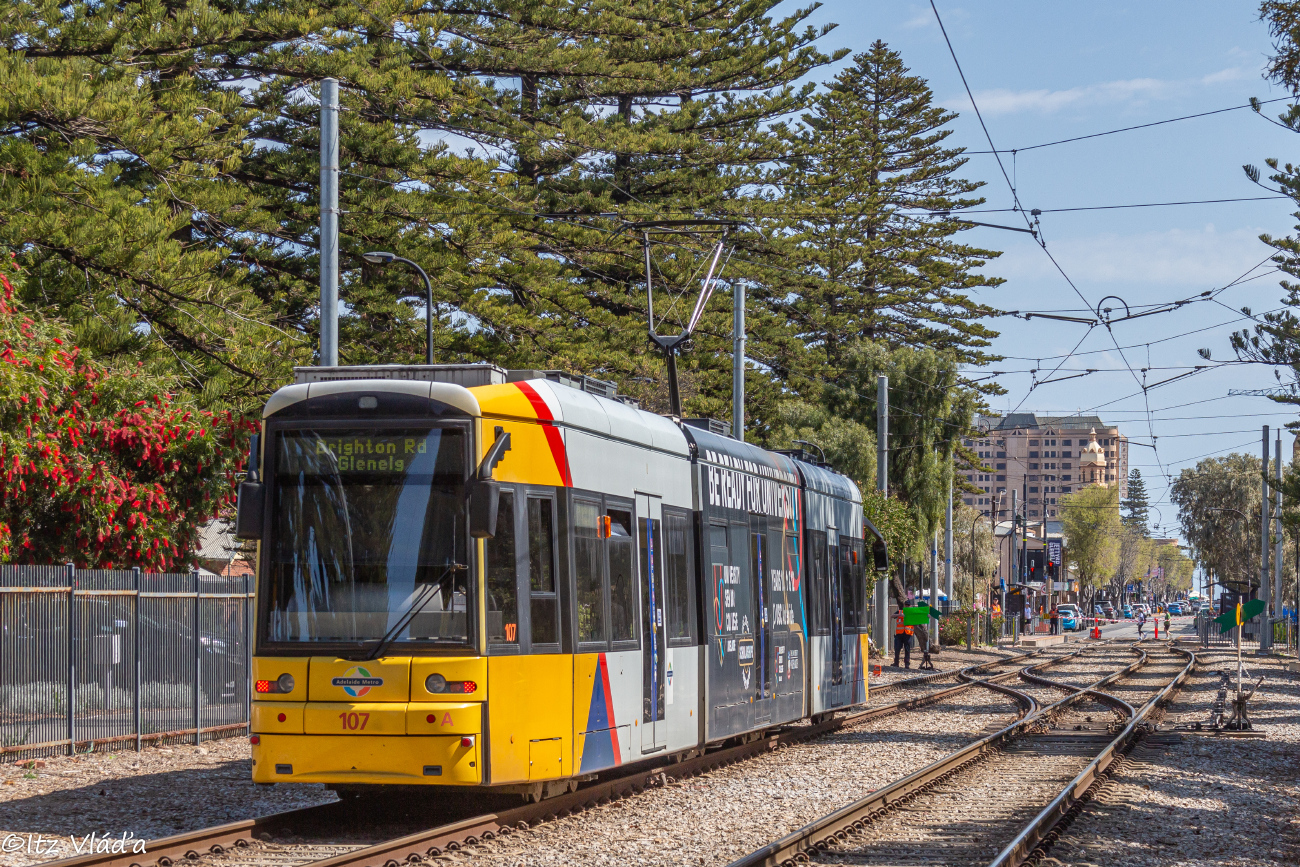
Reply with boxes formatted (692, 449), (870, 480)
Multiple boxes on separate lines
(514, 381), (573, 487)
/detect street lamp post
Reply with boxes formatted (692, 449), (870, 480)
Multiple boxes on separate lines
(362, 252), (435, 364)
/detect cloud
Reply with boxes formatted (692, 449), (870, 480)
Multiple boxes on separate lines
(1201, 66), (1254, 85)
(954, 65), (1266, 117)
(968, 78), (1173, 115)
(900, 11), (933, 29)
(988, 225), (1272, 288)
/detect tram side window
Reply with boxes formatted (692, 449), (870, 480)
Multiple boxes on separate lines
(608, 508), (638, 645)
(808, 530), (829, 636)
(486, 490), (518, 646)
(663, 510), (696, 645)
(528, 496), (559, 647)
(574, 499), (606, 645)
(839, 536), (860, 631)
(849, 538), (868, 632)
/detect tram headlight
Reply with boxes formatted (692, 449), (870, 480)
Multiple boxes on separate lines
(426, 673), (447, 693)
(276, 673), (295, 693)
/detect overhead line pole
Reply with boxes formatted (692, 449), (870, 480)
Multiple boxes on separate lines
(875, 376), (889, 651)
(732, 282), (745, 442)
(319, 78), (339, 367)
(1276, 433), (1283, 650)
(945, 468), (954, 605)
(1262, 426), (1273, 652)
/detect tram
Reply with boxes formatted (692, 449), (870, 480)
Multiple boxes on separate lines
(235, 365), (887, 798)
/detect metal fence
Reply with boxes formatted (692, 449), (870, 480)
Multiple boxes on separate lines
(0, 565), (253, 761)
(1196, 612), (1261, 649)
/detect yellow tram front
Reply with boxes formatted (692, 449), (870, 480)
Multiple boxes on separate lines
(238, 369), (568, 794)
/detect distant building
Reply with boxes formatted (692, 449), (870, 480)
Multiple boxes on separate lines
(961, 413), (1130, 521)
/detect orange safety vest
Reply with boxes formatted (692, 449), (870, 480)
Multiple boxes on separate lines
(894, 610), (914, 636)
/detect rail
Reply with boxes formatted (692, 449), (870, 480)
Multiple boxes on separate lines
(723, 641), (1193, 867)
(43, 648), (1079, 867)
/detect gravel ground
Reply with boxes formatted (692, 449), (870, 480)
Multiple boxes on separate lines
(441, 687), (1021, 867)
(0, 739), (335, 866)
(869, 645), (1023, 686)
(1045, 650), (1300, 867)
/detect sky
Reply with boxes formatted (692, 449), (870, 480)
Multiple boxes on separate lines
(782, 0), (1300, 543)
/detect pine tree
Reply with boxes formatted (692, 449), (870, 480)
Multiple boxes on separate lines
(4, 1), (845, 425)
(763, 41), (1003, 385)
(1121, 469), (1151, 533)
(418, 0), (844, 421)
(1, 0), (296, 409)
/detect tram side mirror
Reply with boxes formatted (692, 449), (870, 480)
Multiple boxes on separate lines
(871, 539), (889, 573)
(234, 434), (264, 540)
(469, 480), (500, 539)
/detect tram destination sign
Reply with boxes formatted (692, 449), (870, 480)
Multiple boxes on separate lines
(279, 431), (439, 475)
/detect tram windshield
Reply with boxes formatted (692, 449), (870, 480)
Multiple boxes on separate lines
(262, 426), (471, 649)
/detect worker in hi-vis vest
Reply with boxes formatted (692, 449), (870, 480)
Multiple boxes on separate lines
(893, 608), (915, 669)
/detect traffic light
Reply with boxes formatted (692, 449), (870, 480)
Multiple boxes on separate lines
(1019, 549), (1046, 583)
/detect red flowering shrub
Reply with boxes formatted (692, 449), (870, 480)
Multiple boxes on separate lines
(0, 261), (255, 569)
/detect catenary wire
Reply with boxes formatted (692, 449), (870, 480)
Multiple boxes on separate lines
(962, 96), (1294, 154)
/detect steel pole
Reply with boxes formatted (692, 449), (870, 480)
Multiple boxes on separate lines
(319, 78), (339, 367)
(732, 282), (745, 442)
(945, 469), (954, 605)
(930, 530), (939, 649)
(1275, 434), (1283, 642)
(875, 375), (889, 648)
(1262, 426), (1273, 651)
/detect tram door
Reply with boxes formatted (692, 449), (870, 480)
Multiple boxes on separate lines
(750, 516), (773, 722)
(637, 493), (667, 751)
(828, 530), (845, 686)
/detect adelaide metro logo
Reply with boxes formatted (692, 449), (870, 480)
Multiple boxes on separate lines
(332, 666), (384, 697)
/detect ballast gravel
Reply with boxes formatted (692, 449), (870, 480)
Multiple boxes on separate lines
(867, 644), (1019, 686)
(439, 687), (1021, 867)
(1044, 647), (1300, 867)
(0, 738), (335, 867)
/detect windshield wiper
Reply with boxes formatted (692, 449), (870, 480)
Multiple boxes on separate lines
(347, 564), (469, 662)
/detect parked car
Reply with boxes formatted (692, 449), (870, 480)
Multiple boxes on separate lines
(1058, 604), (1080, 631)
(1122, 605), (1134, 619)
(1093, 604), (1107, 617)
(1103, 603), (1117, 618)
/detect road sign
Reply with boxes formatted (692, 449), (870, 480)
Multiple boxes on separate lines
(1215, 598), (1265, 634)
(903, 607), (932, 626)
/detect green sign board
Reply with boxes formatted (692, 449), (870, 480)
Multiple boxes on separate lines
(1215, 598), (1266, 634)
(903, 606), (931, 626)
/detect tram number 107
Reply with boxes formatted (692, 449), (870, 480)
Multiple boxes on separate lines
(339, 712), (370, 731)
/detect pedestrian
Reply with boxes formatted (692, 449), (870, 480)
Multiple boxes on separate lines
(1050, 606), (1060, 636)
(1164, 609), (1171, 636)
(893, 608), (914, 668)
(1137, 611), (1145, 639)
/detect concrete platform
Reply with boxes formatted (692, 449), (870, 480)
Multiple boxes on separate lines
(1020, 634), (1067, 647)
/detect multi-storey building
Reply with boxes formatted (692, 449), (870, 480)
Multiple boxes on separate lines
(960, 413), (1129, 521)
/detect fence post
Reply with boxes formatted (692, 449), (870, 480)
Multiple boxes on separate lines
(66, 562), (75, 756)
(193, 568), (202, 746)
(244, 573), (253, 732)
(133, 566), (142, 752)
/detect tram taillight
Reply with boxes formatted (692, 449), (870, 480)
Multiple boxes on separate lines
(255, 673), (296, 694)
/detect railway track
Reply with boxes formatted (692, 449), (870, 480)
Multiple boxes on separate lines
(46, 646), (1097, 867)
(724, 640), (1194, 867)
